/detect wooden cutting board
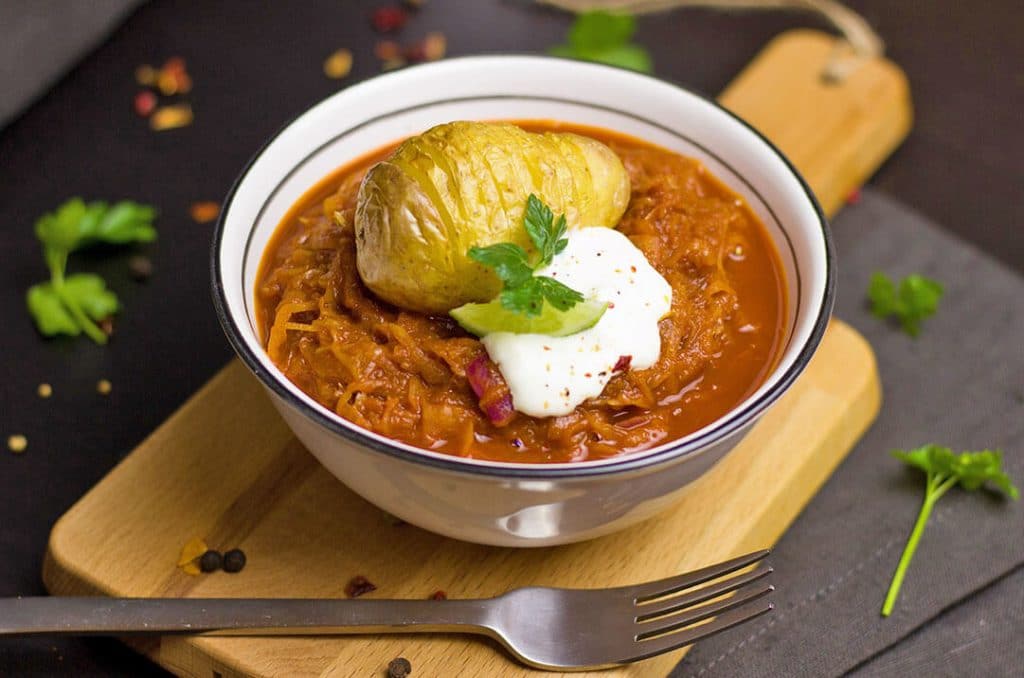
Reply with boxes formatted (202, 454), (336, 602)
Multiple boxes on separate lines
(43, 30), (909, 678)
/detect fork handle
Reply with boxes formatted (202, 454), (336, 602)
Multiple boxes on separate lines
(0, 597), (496, 637)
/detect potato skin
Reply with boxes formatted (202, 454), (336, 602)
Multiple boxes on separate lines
(354, 121), (630, 313)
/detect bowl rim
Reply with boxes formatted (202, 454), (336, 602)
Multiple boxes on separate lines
(211, 54), (834, 479)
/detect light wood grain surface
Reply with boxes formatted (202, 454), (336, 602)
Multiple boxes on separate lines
(43, 29), (907, 677)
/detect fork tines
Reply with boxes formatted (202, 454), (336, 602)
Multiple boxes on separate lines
(629, 549), (774, 659)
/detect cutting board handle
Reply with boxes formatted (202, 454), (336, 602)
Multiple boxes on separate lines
(719, 29), (912, 217)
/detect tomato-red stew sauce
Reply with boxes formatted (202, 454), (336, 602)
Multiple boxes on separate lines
(256, 121), (787, 463)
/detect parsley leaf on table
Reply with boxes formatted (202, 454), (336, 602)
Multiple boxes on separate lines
(549, 11), (653, 73)
(467, 194), (585, 318)
(26, 198), (157, 344)
(867, 271), (944, 337)
(882, 444), (1018, 616)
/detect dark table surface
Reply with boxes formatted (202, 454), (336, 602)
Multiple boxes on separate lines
(0, 1), (1020, 675)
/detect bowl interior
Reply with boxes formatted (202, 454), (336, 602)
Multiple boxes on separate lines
(215, 56), (830, 472)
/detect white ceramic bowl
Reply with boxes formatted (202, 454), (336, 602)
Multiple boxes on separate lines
(213, 56), (833, 547)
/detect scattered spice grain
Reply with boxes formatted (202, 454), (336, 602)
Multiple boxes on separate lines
(37, 383), (53, 398)
(375, 40), (402, 61)
(387, 657), (412, 678)
(345, 575), (377, 597)
(156, 57), (192, 95)
(133, 90), (157, 117)
(7, 435), (27, 454)
(189, 201), (220, 223)
(421, 32), (447, 61)
(150, 104), (194, 131)
(135, 64), (158, 86)
(222, 548), (247, 573)
(128, 255), (154, 281)
(199, 550), (223, 573)
(323, 48), (354, 79)
(97, 379), (112, 395)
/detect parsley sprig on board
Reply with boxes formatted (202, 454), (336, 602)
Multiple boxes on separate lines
(27, 198), (157, 344)
(549, 11), (653, 73)
(882, 445), (1018, 616)
(468, 195), (584, 317)
(868, 272), (943, 337)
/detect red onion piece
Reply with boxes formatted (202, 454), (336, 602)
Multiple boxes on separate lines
(466, 355), (490, 398)
(483, 393), (514, 426)
(466, 355), (514, 426)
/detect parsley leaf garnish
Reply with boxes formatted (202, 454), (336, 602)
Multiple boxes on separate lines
(26, 198), (157, 344)
(468, 194), (585, 318)
(868, 271), (943, 337)
(882, 445), (1018, 616)
(548, 11), (653, 73)
(467, 242), (534, 289)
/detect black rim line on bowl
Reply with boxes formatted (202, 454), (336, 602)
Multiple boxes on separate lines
(210, 54), (835, 479)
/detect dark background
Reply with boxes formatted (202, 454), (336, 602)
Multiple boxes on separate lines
(0, 1), (1020, 674)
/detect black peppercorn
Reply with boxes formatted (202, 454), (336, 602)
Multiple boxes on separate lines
(345, 575), (377, 598)
(222, 548), (247, 573)
(387, 657), (412, 678)
(199, 550), (222, 573)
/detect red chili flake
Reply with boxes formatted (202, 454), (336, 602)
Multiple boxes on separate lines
(133, 90), (157, 117)
(613, 355), (632, 372)
(584, 372), (592, 378)
(846, 188), (862, 205)
(429, 590), (447, 600)
(371, 6), (408, 33)
(607, 302), (615, 309)
(345, 575), (377, 598)
(630, 265), (637, 273)
(375, 40), (402, 61)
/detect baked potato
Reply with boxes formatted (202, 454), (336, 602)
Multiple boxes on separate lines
(354, 121), (630, 313)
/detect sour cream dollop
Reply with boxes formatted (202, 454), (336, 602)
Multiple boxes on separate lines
(481, 227), (672, 417)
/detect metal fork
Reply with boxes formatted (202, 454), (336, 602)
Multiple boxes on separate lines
(0, 550), (773, 671)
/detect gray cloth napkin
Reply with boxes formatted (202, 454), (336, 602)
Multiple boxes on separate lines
(0, 0), (142, 129)
(673, 189), (1024, 677)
